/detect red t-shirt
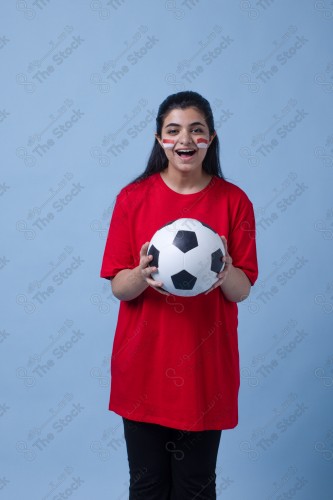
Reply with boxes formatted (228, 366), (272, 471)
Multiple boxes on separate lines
(100, 173), (258, 431)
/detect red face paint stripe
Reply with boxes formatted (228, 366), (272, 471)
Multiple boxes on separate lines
(162, 139), (175, 149)
(196, 137), (209, 149)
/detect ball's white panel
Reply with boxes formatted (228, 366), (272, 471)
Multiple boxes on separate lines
(149, 224), (177, 248)
(185, 246), (217, 293)
(195, 224), (224, 254)
(169, 287), (199, 297)
(197, 268), (219, 292)
(173, 218), (202, 233)
(152, 244), (184, 292)
(184, 245), (211, 275)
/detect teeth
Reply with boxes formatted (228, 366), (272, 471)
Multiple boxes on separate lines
(177, 150), (194, 153)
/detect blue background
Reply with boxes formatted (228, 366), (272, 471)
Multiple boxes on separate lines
(1, 1), (332, 498)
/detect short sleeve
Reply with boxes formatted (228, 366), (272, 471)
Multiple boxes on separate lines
(100, 190), (135, 279)
(228, 194), (258, 286)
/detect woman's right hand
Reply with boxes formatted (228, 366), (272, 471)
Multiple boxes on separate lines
(139, 242), (170, 296)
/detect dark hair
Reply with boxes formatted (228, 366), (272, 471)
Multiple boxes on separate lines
(131, 91), (225, 183)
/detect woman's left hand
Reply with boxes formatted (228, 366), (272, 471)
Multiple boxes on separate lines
(205, 235), (233, 295)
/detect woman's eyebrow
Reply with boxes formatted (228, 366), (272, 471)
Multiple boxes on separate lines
(165, 121), (206, 128)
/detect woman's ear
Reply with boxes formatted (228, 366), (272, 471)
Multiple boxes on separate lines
(155, 133), (163, 148)
(209, 131), (217, 145)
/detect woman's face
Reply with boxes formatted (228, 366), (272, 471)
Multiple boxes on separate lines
(156, 107), (216, 175)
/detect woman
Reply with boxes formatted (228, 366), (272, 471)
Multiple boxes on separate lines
(100, 91), (258, 499)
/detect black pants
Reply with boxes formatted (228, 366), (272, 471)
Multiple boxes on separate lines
(122, 417), (222, 499)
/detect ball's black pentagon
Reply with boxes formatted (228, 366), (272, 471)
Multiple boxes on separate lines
(172, 230), (198, 253)
(171, 270), (197, 290)
(211, 248), (223, 273)
(200, 221), (218, 234)
(148, 245), (159, 268)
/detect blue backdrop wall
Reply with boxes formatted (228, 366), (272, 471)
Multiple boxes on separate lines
(1, 1), (332, 498)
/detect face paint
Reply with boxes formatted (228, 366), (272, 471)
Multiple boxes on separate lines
(162, 139), (175, 149)
(196, 138), (209, 149)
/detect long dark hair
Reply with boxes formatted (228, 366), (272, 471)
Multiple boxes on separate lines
(131, 91), (225, 183)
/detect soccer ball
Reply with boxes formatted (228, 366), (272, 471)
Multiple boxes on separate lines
(147, 218), (225, 297)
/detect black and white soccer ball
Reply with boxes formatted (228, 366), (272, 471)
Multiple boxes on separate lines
(147, 218), (225, 297)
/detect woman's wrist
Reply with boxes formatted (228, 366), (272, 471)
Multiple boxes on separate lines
(111, 267), (149, 301)
(220, 265), (251, 302)
(129, 265), (147, 286)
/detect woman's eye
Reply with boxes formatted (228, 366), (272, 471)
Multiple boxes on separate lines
(165, 127), (205, 134)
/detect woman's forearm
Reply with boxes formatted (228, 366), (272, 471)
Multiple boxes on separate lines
(220, 264), (251, 302)
(111, 263), (251, 303)
(111, 267), (149, 301)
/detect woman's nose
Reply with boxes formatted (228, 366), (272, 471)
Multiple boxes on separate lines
(179, 130), (193, 144)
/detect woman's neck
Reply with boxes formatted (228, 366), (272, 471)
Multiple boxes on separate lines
(160, 168), (212, 194)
